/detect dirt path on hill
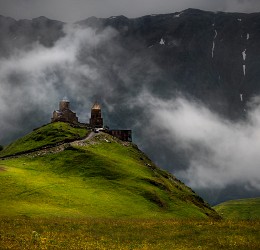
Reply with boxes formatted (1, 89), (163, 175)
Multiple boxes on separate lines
(70, 132), (96, 147)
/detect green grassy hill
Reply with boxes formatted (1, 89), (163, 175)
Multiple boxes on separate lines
(0, 122), (219, 219)
(214, 198), (260, 220)
(0, 122), (88, 157)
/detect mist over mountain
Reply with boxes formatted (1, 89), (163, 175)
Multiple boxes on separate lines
(0, 8), (260, 204)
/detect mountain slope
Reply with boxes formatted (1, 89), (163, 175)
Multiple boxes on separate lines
(79, 9), (260, 119)
(0, 122), (219, 219)
(214, 198), (260, 220)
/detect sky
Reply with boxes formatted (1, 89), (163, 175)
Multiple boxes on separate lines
(0, 0), (260, 22)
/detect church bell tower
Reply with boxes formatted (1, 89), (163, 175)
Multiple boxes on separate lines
(89, 102), (103, 128)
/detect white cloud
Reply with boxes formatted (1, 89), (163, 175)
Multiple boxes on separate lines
(0, 24), (118, 141)
(136, 92), (260, 190)
(225, 0), (260, 13)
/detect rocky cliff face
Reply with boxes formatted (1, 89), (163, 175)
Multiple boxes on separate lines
(79, 9), (260, 119)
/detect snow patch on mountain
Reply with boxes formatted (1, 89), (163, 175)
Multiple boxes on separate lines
(214, 30), (218, 39)
(212, 42), (215, 58)
(159, 38), (165, 45)
(212, 30), (218, 58)
(242, 49), (247, 61)
(174, 12), (183, 18)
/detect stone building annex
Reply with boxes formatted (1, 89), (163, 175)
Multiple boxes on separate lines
(51, 98), (132, 142)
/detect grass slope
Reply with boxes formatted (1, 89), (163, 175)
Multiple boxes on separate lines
(0, 123), (219, 219)
(0, 122), (88, 157)
(214, 198), (260, 220)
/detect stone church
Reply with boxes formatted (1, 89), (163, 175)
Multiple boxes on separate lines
(51, 98), (79, 124)
(51, 98), (132, 142)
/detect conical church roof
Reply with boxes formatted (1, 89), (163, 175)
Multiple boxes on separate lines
(92, 102), (101, 110)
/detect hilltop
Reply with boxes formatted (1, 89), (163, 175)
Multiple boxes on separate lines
(0, 122), (219, 219)
(214, 197), (260, 220)
(0, 122), (88, 157)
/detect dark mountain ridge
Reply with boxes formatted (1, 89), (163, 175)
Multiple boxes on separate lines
(1, 8), (259, 118)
